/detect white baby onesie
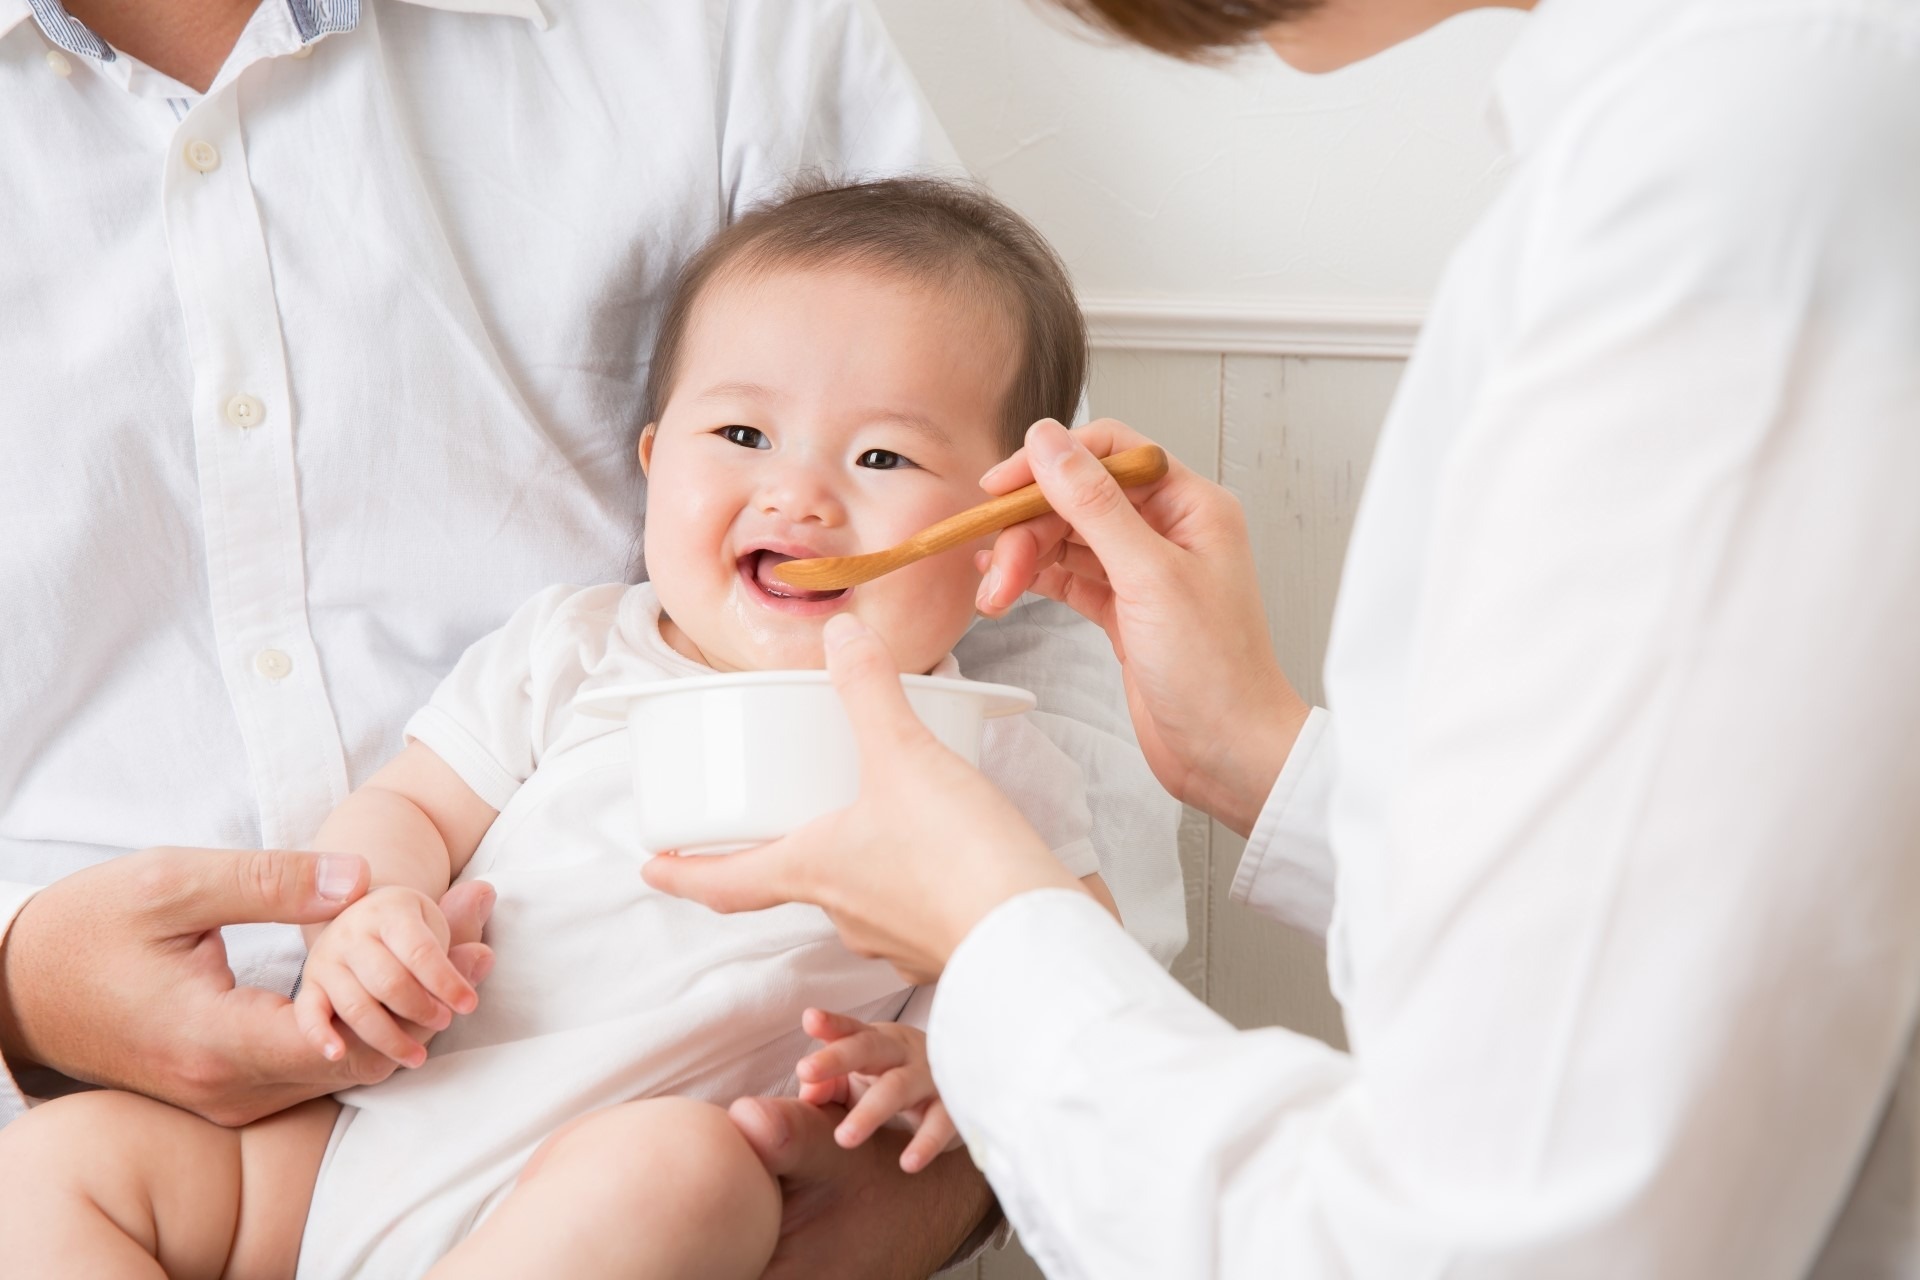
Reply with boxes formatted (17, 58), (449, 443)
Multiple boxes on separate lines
(295, 583), (1098, 1278)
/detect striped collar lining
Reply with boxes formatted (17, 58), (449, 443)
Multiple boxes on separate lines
(18, 0), (545, 65)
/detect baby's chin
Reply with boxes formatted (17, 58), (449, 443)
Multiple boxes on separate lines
(688, 620), (956, 677)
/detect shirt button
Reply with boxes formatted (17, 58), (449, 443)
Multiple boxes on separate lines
(45, 50), (72, 77)
(254, 649), (294, 681)
(183, 138), (221, 173)
(224, 393), (266, 429)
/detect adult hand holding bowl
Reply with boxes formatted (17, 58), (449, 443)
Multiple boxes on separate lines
(579, 669), (1034, 858)
(641, 614), (1083, 985)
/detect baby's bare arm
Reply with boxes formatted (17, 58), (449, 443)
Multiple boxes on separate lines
(300, 742), (497, 948)
(295, 744), (498, 1065)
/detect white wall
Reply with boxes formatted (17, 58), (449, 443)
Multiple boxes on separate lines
(871, 0), (1525, 348)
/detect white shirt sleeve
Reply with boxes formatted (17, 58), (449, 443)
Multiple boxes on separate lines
(955, 598), (1186, 967)
(0, 882), (39, 1125)
(929, 22), (1920, 1278)
(1230, 706), (1337, 940)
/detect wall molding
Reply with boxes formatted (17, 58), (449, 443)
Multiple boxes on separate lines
(1080, 295), (1425, 359)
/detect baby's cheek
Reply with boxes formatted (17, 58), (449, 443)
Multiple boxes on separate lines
(876, 556), (982, 671)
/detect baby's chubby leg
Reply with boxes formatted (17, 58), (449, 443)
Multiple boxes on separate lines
(429, 1097), (781, 1280)
(0, 1089), (338, 1279)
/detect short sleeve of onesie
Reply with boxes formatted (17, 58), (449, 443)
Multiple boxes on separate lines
(403, 583), (628, 812)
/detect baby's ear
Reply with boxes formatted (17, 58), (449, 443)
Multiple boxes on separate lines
(638, 423), (657, 475)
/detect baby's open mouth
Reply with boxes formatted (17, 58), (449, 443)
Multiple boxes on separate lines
(739, 550), (848, 604)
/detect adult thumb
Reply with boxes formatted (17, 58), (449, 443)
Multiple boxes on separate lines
(822, 614), (929, 758)
(148, 847), (370, 932)
(1024, 419), (1163, 566)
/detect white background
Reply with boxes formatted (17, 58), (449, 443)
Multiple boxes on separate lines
(870, 0), (1526, 313)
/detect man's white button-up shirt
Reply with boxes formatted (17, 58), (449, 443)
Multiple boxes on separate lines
(0, 0), (1184, 1121)
(931, 0), (1920, 1274)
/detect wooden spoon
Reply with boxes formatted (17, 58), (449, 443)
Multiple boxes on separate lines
(771, 444), (1170, 592)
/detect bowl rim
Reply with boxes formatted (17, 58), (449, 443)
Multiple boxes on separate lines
(573, 670), (1036, 720)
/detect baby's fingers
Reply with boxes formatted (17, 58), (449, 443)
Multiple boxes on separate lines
(797, 1076), (851, 1108)
(797, 1027), (909, 1087)
(901, 1100), (957, 1173)
(383, 912), (477, 1015)
(295, 978), (347, 1063)
(347, 943), (452, 1032)
(800, 1007), (869, 1044)
(834, 1066), (930, 1150)
(325, 969), (428, 1068)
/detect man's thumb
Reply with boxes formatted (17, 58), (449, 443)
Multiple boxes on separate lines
(153, 848), (369, 932)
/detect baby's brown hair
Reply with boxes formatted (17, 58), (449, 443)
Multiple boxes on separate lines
(644, 175), (1086, 456)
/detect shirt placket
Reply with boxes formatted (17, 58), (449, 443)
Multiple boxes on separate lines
(163, 80), (350, 850)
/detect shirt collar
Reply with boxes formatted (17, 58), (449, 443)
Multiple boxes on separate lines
(5, 0), (546, 65)
(1487, 0), (1696, 156)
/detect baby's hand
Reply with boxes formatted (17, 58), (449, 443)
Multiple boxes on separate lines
(793, 1008), (957, 1173)
(295, 885), (477, 1069)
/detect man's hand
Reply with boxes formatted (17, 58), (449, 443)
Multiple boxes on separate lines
(0, 847), (494, 1127)
(729, 1095), (996, 1279)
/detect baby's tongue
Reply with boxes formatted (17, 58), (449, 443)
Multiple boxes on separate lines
(753, 551), (839, 601)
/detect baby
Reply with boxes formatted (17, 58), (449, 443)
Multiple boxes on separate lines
(0, 178), (1114, 1277)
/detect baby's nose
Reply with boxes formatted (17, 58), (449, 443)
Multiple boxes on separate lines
(758, 468), (846, 526)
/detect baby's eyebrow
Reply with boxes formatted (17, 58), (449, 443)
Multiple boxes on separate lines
(692, 380), (776, 403)
(864, 409), (953, 449)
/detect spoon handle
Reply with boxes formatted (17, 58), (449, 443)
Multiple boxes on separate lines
(902, 444), (1170, 559)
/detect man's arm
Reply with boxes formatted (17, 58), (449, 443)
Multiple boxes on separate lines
(729, 1096), (996, 1279)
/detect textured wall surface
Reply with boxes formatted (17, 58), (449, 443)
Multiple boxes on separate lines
(871, 0), (1521, 306)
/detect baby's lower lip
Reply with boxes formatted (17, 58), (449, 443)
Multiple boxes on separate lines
(737, 551), (850, 615)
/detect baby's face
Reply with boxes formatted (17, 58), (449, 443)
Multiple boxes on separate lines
(641, 263), (1017, 674)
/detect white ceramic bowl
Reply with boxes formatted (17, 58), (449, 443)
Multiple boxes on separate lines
(575, 671), (1035, 855)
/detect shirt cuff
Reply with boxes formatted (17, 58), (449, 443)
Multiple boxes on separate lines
(1229, 705), (1337, 939)
(404, 705), (521, 813)
(0, 881), (42, 1125)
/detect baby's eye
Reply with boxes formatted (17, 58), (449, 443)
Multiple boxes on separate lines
(720, 425), (769, 449)
(856, 449), (915, 471)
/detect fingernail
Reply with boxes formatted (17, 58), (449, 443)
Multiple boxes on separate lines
(323, 1041), (342, 1061)
(836, 1123), (856, 1146)
(823, 613), (867, 652)
(1028, 421), (1072, 470)
(976, 568), (1002, 610)
(980, 457), (1011, 485)
(316, 855), (359, 902)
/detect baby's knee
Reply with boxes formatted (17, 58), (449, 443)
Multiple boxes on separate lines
(530, 1098), (780, 1238)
